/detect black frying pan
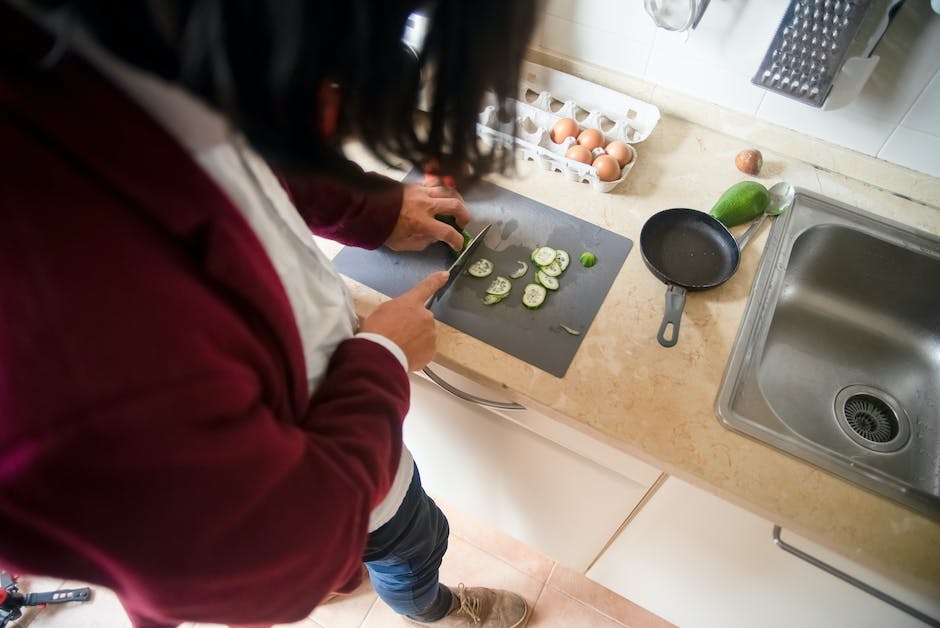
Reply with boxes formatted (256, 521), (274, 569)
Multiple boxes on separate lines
(640, 208), (740, 347)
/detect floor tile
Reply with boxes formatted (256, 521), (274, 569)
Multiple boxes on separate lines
(6, 503), (667, 628)
(527, 586), (627, 627)
(435, 497), (555, 583)
(307, 575), (377, 628)
(546, 564), (675, 628)
(360, 535), (544, 628)
(24, 579), (130, 628)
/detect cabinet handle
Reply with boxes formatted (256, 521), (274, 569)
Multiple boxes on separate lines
(772, 525), (938, 626)
(421, 366), (526, 410)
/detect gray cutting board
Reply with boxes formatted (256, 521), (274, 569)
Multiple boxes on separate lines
(333, 174), (633, 377)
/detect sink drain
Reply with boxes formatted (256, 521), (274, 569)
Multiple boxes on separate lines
(834, 386), (910, 453)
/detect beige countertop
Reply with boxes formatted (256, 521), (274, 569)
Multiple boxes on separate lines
(336, 111), (940, 597)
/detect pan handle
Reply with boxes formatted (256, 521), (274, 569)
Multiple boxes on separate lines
(658, 285), (687, 347)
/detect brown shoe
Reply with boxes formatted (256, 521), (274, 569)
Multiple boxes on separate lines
(409, 584), (528, 627)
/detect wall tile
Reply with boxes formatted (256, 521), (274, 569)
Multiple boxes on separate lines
(846, 2), (940, 125)
(877, 126), (940, 178)
(643, 0), (786, 115)
(756, 92), (896, 156)
(902, 69), (940, 136)
(544, 0), (654, 40)
(537, 13), (652, 78)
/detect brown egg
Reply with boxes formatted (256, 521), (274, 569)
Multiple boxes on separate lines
(565, 144), (593, 165)
(592, 154), (621, 182)
(550, 118), (580, 144)
(577, 128), (605, 150)
(604, 141), (634, 167)
(735, 148), (763, 175)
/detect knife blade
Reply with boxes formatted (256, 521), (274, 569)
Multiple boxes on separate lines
(425, 223), (492, 308)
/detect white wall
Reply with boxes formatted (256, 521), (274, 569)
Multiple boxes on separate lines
(532, 1), (940, 178)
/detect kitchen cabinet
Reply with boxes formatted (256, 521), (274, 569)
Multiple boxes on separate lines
(404, 363), (662, 572)
(586, 477), (940, 628)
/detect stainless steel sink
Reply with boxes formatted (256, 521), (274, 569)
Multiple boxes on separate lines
(716, 189), (940, 521)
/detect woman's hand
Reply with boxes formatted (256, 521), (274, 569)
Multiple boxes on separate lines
(358, 271), (448, 371)
(384, 179), (470, 252)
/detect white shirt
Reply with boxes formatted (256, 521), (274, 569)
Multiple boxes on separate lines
(60, 22), (415, 532)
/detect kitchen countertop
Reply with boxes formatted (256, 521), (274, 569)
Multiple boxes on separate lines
(333, 112), (940, 597)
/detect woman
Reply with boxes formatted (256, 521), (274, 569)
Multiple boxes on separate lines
(0, 1), (537, 626)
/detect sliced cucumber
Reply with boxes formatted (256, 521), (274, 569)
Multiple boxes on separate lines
(522, 283), (547, 309)
(532, 246), (557, 267)
(555, 250), (570, 272)
(559, 324), (581, 335)
(509, 260), (528, 279)
(536, 270), (559, 291)
(482, 293), (507, 305)
(467, 258), (494, 278)
(539, 260), (563, 277)
(485, 276), (512, 296)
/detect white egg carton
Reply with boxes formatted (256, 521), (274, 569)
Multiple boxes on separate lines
(477, 62), (661, 193)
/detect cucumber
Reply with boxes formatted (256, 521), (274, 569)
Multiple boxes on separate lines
(467, 258), (494, 278)
(522, 283), (547, 309)
(555, 250), (570, 272)
(532, 246), (557, 267)
(435, 214), (471, 251)
(509, 260), (528, 279)
(536, 270), (559, 290)
(539, 260), (563, 277)
(485, 276), (512, 296)
(482, 293), (507, 305)
(579, 252), (597, 268)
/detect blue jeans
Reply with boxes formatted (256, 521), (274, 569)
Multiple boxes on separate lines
(363, 465), (453, 621)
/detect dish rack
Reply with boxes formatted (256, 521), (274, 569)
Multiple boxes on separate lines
(477, 62), (661, 193)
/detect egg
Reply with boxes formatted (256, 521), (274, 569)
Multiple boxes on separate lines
(592, 154), (621, 182)
(550, 118), (579, 144)
(604, 141), (634, 167)
(565, 144), (593, 165)
(577, 128), (605, 150)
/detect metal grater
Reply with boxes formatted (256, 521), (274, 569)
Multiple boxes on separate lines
(753, 0), (874, 107)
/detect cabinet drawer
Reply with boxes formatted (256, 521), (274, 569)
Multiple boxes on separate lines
(587, 477), (940, 628)
(417, 362), (661, 487)
(406, 373), (658, 571)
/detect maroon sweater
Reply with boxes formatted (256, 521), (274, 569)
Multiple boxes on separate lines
(0, 8), (409, 627)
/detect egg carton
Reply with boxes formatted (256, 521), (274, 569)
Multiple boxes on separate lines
(517, 61), (661, 143)
(477, 63), (661, 193)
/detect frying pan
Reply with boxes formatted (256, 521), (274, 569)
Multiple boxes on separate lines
(640, 208), (739, 347)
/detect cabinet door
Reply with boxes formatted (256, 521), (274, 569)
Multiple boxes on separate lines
(587, 477), (940, 628)
(405, 374), (656, 572)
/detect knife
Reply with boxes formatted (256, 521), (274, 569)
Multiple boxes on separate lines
(425, 223), (492, 308)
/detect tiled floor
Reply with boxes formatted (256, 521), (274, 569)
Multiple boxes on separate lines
(9, 498), (672, 628)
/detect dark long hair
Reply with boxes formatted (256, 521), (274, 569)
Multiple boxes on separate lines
(30, 0), (536, 186)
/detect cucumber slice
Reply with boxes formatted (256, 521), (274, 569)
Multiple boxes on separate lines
(536, 270), (559, 290)
(532, 246), (557, 267)
(539, 260), (563, 277)
(485, 276), (512, 296)
(522, 283), (547, 309)
(559, 324), (581, 335)
(482, 293), (507, 305)
(555, 250), (570, 272)
(467, 258), (494, 278)
(509, 260), (528, 279)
